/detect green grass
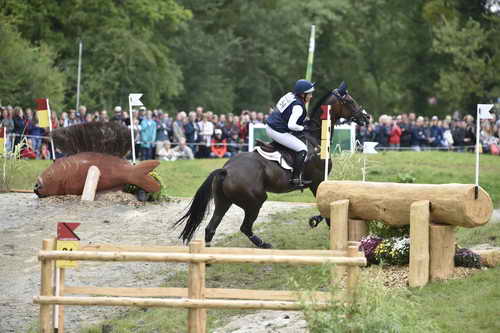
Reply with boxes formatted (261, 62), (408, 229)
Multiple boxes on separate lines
(456, 222), (500, 248)
(5, 151), (500, 206)
(75, 208), (500, 333)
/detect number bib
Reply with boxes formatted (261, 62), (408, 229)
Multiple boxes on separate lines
(276, 92), (296, 113)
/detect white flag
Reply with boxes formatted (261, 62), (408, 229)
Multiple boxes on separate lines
(477, 104), (494, 120)
(363, 141), (378, 154)
(129, 93), (144, 107)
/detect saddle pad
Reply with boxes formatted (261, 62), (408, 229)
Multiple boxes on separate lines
(254, 147), (293, 170)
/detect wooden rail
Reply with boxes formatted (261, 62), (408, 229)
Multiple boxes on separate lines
(34, 202), (365, 333)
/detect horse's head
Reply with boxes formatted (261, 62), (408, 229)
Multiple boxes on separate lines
(327, 82), (370, 126)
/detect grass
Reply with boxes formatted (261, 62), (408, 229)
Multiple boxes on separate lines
(5, 151), (500, 206)
(456, 222), (500, 248)
(74, 207), (500, 333)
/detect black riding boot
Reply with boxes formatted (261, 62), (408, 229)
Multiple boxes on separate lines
(290, 150), (311, 189)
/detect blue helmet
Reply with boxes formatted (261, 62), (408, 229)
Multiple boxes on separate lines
(293, 79), (315, 95)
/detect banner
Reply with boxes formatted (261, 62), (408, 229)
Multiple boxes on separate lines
(35, 98), (50, 128)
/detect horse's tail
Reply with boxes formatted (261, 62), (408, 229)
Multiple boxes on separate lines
(174, 168), (227, 243)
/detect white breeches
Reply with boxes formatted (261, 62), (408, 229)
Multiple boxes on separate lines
(266, 126), (307, 152)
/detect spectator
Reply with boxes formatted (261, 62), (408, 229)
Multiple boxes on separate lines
(12, 107), (26, 149)
(195, 106), (204, 122)
(173, 138), (194, 160)
(388, 116), (402, 149)
(428, 116), (444, 148)
(210, 129), (229, 158)
(1, 108), (14, 152)
(140, 110), (157, 160)
(27, 114), (46, 159)
(172, 111), (186, 143)
(197, 113), (214, 158)
(464, 115), (476, 151)
(399, 113), (412, 148)
(442, 120), (454, 149)
(410, 116), (427, 151)
(77, 105), (87, 122)
(375, 115), (391, 148)
(68, 109), (80, 126)
(452, 120), (467, 151)
(155, 112), (170, 157)
(60, 111), (69, 127)
(40, 142), (51, 160)
(184, 111), (199, 153)
(227, 132), (241, 156)
(157, 141), (177, 161)
(111, 106), (123, 123)
(20, 138), (36, 159)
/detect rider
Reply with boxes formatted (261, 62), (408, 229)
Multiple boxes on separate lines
(266, 79), (314, 188)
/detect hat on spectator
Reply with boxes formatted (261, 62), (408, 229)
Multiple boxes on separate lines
(114, 106), (122, 113)
(139, 106), (146, 111)
(214, 129), (222, 135)
(431, 115), (438, 120)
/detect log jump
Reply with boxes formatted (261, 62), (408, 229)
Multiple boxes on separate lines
(315, 181), (494, 287)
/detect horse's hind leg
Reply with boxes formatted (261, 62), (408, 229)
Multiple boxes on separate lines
(204, 192), (232, 247)
(240, 200), (271, 249)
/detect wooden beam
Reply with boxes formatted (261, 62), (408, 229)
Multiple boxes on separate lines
(81, 165), (100, 201)
(330, 200), (349, 278)
(33, 296), (331, 311)
(188, 240), (206, 333)
(62, 286), (333, 302)
(409, 200), (430, 288)
(38, 251), (367, 266)
(40, 239), (55, 333)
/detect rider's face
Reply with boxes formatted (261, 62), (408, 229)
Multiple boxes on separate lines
(305, 93), (313, 104)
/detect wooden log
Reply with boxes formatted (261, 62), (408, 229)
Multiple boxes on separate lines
(330, 200), (349, 278)
(188, 240), (206, 333)
(409, 201), (430, 288)
(33, 296), (331, 311)
(474, 249), (500, 267)
(63, 286), (333, 302)
(38, 251), (367, 266)
(40, 239), (55, 333)
(316, 181), (493, 228)
(429, 223), (456, 280)
(81, 165), (100, 201)
(348, 219), (368, 242)
(57, 268), (65, 333)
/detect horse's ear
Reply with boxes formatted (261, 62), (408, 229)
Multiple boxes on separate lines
(338, 81), (348, 96)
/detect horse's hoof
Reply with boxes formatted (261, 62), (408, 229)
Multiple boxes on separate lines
(308, 215), (323, 228)
(260, 242), (273, 249)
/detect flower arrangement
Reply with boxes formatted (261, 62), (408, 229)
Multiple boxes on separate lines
(123, 171), (169, 201)
(454, 247), (481, 268)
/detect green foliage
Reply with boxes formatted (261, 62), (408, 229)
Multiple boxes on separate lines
(367, 220), (410, 239)
(0, 20), (65, 108)
(123, 171), (169, 202)
(0, 138), (29, 191)
(397, 172), (416, 183)
(302, 268), (438, 333)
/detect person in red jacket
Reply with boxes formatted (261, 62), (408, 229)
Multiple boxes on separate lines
(210, 129), (230, 158)
(389, 116), (402, 150)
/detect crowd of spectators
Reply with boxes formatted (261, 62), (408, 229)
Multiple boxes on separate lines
(357, 112), (500, 154)
(1, 104), (499, 160)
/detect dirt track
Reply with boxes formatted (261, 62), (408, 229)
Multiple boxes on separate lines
(0, 192), (315, 332)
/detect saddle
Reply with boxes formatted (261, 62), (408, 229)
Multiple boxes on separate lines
(255, 139), (297, 170)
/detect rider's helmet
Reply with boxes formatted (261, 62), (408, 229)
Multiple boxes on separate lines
(293, 79), (315, 95)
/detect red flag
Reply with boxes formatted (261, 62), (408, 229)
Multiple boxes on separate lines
(57, 222), (81, 240)
(320, 105), (330, 120)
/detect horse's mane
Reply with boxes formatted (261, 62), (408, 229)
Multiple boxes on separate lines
(308, 90), (333, 119)
(51, 121), (132, 158)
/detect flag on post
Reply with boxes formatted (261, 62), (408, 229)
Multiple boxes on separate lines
(478, 104), (494, 120)
(35, 98), (50, 128)
(0, 127), (5, 154)
(129, 93), (144, 107)
(363, 142), (378, 154)
(320, 105), (331, 160)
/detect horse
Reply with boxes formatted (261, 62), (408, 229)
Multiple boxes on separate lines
(174, 82), (370, 248)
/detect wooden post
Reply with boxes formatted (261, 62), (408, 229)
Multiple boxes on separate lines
(345, 245), (360, 303)
(81, 166), (100, 201)
(429, 224), (455, 281)
(40, 239), (55, 333)
(330, 200), (349, 278)
(348, 219), (368, 242)
(409, 200), (430, 288)
(58, 268), (65, 333)
(188, 240), (206, 333)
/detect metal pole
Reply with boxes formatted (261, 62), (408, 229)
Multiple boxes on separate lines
(305, 25), (315, 82)
(128, 96), (136, 164)
(76, 41), (83, 112)
(475, 106), (480, 199)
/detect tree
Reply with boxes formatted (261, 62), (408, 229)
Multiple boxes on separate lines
(0, 20), (65, 108)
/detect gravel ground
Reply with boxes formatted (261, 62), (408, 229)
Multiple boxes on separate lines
(0, 192), (496, 333)
(0, 192), (314, 333)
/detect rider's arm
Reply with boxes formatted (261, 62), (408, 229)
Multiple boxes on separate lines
(288, 105), (304, 132)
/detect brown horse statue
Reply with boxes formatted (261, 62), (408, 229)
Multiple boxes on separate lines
(175, 82), (370, 248)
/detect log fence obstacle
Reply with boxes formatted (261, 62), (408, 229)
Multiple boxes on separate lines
(34, 209), (366, 333)
(316, 181), (494, 288)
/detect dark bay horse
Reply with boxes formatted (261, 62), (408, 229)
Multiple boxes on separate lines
(174, 82), (370, 248)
